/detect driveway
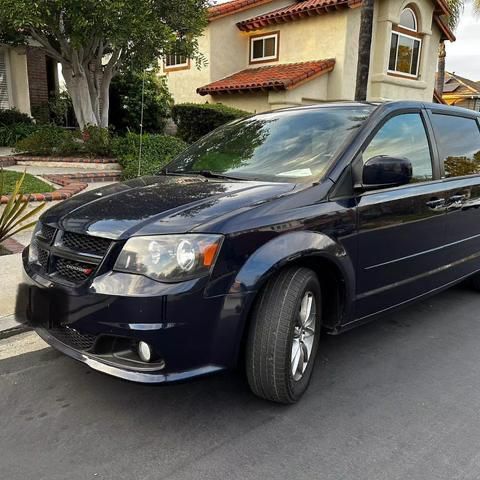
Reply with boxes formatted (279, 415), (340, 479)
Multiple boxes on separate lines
(1, 285), (480, 480)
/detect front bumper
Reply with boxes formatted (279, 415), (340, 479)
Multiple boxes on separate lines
(17, 254), (254, 383)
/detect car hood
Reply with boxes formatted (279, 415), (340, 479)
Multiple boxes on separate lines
(41, 175), (296, 239)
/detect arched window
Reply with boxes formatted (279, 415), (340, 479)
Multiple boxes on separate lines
(399, 7), (417, 31)
(388, 7), (422, 78)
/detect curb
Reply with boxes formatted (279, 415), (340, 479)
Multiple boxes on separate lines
(2, 155), (117, 164)
(0, 315), (31, 340)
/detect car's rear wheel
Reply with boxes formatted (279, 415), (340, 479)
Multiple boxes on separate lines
(245, 267), (322, 404)
(469, 272), (480, 291)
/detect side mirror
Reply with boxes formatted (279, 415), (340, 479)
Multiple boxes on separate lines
(359, 155), (412, 190)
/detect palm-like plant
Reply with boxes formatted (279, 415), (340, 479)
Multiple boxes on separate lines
(436, 0), (480, 95)
(0, 169), (45, 244)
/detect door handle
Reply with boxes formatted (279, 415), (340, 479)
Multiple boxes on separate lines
(449, 194), (468, 203)
(426, 198), (445, 210)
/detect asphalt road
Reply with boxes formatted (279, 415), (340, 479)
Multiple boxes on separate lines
(2, 285), (480, 480)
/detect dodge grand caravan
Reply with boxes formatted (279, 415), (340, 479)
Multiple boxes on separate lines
(17, 101), (480, 403)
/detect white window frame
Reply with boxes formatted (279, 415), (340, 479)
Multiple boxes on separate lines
(164, 53), (189, 70)
(399, 7), (417, 32)
(250, 33), (279, 63)
(0, 48), (13, 109)
(387, 30), (422, 79)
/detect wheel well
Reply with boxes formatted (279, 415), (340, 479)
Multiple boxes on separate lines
(292, 256), (345, 330)
(237, 255), (346, 367)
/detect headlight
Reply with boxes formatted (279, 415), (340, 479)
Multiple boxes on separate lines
(114, 234), (223, 282)
(28, 222), (42, 264)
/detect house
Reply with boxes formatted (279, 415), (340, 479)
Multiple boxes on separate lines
(439, 71), (480, 111)
(161, 0), (455, 113)
(0, 45), (58, 121)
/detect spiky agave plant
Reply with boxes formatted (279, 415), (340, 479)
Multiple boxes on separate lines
(0, 169), (45, 244)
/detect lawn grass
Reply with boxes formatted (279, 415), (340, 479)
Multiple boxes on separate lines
(1, 170), (54, 195)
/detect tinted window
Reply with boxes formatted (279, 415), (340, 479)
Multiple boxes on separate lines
(167, 107), (373, 183)
(363, 113), (432, 182)
(431, 114), (480, 178)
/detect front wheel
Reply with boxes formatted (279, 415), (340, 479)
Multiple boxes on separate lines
(245, 267), (322, 404)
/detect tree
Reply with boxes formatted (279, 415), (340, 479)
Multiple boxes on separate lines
(0, 0), (208, 128)
(109, 68), (172, 134)
(436, 0), (480, 95)
(354, 0), (374, 101)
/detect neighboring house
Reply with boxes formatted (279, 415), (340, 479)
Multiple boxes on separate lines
(0, 45), (58, 121)
(440, 71), (480, 112)
(161, 0), (455, 113)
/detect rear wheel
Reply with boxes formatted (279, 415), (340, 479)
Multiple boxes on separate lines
(469, 272), (480, 291)
(246, 267), (322, 404)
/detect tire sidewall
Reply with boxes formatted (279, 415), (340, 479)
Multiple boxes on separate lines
(285, 273), (322, 402)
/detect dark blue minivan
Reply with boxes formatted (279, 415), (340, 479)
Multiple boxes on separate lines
(17, 101), (480, 403)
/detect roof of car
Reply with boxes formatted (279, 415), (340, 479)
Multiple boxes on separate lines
(266, 100), (480, 118)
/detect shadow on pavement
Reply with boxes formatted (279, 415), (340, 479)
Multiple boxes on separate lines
(2, 284), (480, 480)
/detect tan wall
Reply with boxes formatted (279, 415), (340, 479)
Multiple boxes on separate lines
(2, 47), (31, 115)
(369, 0), (440, 102)
(164, 0), (442, 110)
(160, 31), (212, 104)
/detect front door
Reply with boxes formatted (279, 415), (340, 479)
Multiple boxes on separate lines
(354, 111), (447, 320)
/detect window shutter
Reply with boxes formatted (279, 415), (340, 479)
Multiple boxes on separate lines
(0, 51), (10, 109)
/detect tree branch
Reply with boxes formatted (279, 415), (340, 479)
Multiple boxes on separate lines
(29, 28), (65, 63)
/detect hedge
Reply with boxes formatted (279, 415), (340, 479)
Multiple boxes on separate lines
(112, 133), (187, 180)
(0, 108), (33, 126)
(171, 103), (249, 143)
(14, 125), (114, 157)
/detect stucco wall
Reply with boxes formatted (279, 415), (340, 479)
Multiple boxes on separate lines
(369, 0), (440, 102)
(2, 47), (31, 115)
(163, 0), (442, 110)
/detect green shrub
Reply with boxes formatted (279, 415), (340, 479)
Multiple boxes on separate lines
(110, 69), (171, 134)
(112, 133), (187, 180)
(171, 103), (249, 143)
(0, 108), (33, 126)
(82, 125), (112, 157)
(0, 124), (39, 147)
(14, 125), (82, 156)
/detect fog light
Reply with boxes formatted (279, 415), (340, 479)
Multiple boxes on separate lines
(138, 341), (153, 362)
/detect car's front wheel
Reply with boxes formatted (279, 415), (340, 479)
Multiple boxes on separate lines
(246, 267), (321, 404)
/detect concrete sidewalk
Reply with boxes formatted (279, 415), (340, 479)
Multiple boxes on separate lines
(0, 253), (26, 338)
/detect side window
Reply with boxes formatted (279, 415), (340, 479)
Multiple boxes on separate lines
(431, 114), (480, 178)
(363, 113), (433, 182)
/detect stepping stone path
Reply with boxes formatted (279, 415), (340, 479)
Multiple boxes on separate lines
(0, 156), (122, 204)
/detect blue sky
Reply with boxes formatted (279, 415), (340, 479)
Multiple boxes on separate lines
(212, 0), (480, 81)
(446, 1), (480, 80)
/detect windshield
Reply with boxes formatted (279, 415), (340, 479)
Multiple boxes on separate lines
(166, 106), (373, 183)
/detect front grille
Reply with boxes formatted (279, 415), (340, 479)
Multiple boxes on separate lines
(38, 248), (49, 270)
(55, 257), (96, 283)
(49, 326), (97, 351)
(61, 231), (111, 256)
(31, 227), (113, 285)
(40, 224), (56, 243)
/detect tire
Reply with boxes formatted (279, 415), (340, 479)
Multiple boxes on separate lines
(470, 272), (480, 291)
(246, 267), (322, 404)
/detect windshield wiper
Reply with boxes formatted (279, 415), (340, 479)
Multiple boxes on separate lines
(163, 169), (248, 181)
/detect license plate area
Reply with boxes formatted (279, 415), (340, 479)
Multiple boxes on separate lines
(29, 286), (52, 328)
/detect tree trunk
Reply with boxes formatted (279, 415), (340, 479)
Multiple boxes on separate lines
(436, 41), (446, 96)
(62, 63), (99, 129)
(355, 0), (375, 101)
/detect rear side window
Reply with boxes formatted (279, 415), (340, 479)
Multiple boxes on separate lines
(431, 114), (480, 178)
(363, 113), (433, 182)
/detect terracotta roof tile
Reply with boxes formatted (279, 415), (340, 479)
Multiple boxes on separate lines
(208, 0), (276, 20)
(197, 59), (335, 95)
(236, 0), (451, 33)
(237, 0), (358, 31)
